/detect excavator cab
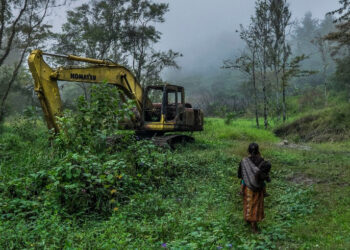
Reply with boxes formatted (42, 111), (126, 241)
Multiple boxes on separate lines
(143, 85), (183, 122)
(142, 84), (203, 133)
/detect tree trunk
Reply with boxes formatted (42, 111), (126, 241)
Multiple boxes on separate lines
(262, 80), (268, 129)
(323, 64), (328, 107)
(282, 66), (286, 123)
(78, 83), (89, 102)
(0, 69), (18, 122)
(0, 44), (28, 123)
(274, 64), (281, 121)
(324, 81), (327, 106)
(252, 51), (259, 128)
(262, 52), (268, 129)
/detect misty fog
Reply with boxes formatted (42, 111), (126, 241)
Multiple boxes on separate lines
(151, 0), (340, 80)
(49, 0), (340, 79)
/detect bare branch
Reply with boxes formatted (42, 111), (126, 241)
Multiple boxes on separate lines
(0, 32), (31, 121)
(0, 0), (6, 49)
(0, 0), (28, 66)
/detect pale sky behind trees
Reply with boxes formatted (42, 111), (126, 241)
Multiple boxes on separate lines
(50, 0), (341, 75)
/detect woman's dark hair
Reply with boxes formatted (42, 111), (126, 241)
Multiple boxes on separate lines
(248, 142), (260, 156)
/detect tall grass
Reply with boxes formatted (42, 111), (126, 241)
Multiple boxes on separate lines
(199, 118), (279, 143)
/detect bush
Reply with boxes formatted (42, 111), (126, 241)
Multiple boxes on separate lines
(45, 140), (185, 215)
(224, 112), (237, 125)
(55, 82), (135, 152)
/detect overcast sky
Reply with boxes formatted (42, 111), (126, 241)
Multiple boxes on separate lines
(151, 0), (341, 75)
(154, 0), (340, 52)
(50, 0), (341, 76)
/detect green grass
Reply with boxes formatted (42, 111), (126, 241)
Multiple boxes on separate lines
(1, 116), (350, 248)
(199, 118), (279, 144)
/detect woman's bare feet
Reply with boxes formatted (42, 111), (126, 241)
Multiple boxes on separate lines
(251, 222), (260, 233)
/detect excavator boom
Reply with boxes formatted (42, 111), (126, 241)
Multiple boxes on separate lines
(28, 50), (147, 132)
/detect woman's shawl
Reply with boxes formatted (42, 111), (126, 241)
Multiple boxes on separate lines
(241, 157), (263, 192)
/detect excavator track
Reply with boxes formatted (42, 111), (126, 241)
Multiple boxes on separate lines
(151, 134), (194, 149)
(106, 134), (194, 150)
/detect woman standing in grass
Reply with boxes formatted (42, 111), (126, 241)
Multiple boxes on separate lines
(238, 143), (270, 233)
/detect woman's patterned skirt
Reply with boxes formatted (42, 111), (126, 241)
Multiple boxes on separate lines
(243, 186), (265, 222)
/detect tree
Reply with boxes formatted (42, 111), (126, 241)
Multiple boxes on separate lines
(226, 0), (294, 127)
(293, 12), (319, 56)
(122, 0), (181, 86)
(0, 0), (59, 122)
(53, 0), (129, 100)
(253, 0), (273, 128)
(269, 0), (292, 122)
(325, 0), (350, 53)
(223, 24), (260, 128)
(281, 55), (315, 102)
(312, 15), (335, 106)
(324, 1), (350, 97)
(332, 56), (350, 92)
(54, 0), (127, 61)
(279, 54), (316, 120)
(328, 0), (350, 20)
(290, 13), (336, 96)
(54, 0), (181, 88)
(0, 65), (33, 114)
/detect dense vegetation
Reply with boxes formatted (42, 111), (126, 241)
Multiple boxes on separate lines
(2, 109), (350, 248)
(1, 83), (350, 248)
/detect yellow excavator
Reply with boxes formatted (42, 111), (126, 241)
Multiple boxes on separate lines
(28, 50), (203, 147)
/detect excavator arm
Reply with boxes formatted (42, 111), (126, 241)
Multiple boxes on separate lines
(28, 49), (149, 133)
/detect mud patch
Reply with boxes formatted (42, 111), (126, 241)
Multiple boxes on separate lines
(288, 173), (317, 185)
(277, 140), (311, 151)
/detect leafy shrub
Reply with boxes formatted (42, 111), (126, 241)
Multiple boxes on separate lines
(45, 140), (185, 215)
(224, 112), (236, 125)
(10, 106), (45, 142)
(298, 88), (324, 111)
(0, 140), (186, 218)
(55, 82), (135, 152)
